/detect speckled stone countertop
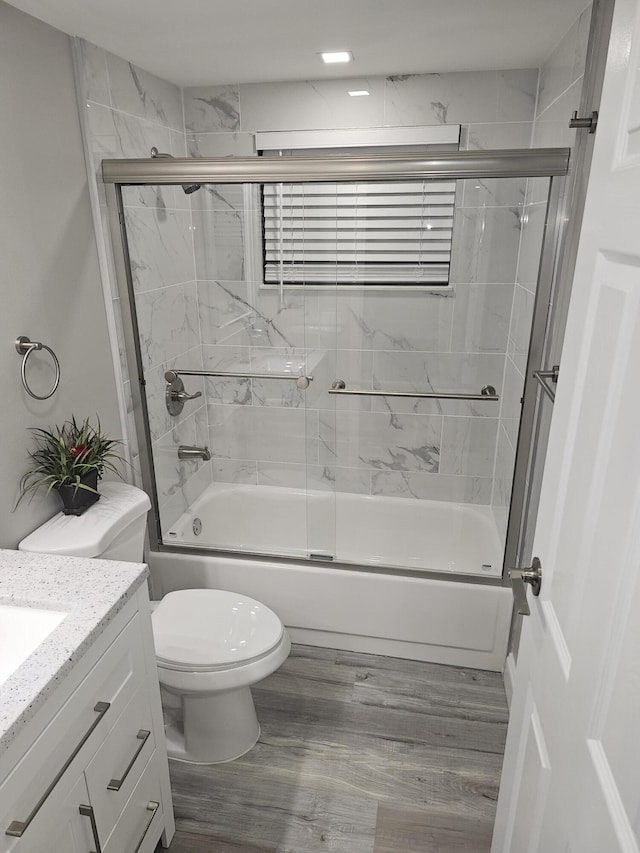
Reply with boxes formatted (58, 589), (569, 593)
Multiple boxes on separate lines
(0, 549), (147, 751)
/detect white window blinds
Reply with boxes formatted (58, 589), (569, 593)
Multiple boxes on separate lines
(262, 179), (456, 286)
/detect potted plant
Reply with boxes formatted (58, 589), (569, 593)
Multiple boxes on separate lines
(17, 416), (126, 516)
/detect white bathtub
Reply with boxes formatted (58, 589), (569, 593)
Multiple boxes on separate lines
(165, 482), (504, 576)
(153, 483), (512, 671)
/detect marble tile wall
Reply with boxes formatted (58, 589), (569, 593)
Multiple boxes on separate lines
(74, 40), (210, 530)
(183, 70), (538, 518)
(490, 4), (592, 541)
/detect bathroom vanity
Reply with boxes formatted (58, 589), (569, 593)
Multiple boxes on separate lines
(0, 550), (174, 852)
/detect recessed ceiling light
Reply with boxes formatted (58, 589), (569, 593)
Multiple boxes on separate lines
(320, 51), (353, 64)
(348, 90), (369, 97)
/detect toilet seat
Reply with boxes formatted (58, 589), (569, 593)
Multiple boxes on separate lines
(152, 589), (285, 672)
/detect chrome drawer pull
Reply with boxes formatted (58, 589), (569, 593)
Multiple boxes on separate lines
(79, 804), (103, 853)
(133, 801), (159, 853)
(5, 701), (111, 838)
(107, 730), (151, 791)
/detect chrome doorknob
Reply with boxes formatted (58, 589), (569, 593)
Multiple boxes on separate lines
(508, 557), (542, 616)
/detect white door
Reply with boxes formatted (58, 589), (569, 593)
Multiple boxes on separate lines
(492, 0), (640, 850)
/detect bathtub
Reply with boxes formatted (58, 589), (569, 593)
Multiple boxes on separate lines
(151, 483), (512, 671)
(165, 482), (504, 576)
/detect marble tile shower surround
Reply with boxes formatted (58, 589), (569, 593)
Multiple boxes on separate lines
(183, 71), (537, 136)
(188, 175), (525, 520)
(75, 40), (584, 539)
(174, 71), (537, 532)
(74, 40), (210, 531)
(177, 69), (543, 531)
(489, 3), (592, 541)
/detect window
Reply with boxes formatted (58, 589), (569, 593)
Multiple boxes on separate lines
(261, 179), (456, 286)
(254, 125), (460, 289)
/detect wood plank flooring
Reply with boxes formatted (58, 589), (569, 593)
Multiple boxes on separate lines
(157, 644), (508, 853)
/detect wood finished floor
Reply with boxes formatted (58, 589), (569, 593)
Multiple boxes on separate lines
(157, 645), (508, 853)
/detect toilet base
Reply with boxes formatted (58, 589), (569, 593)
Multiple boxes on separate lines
(161, 685), (261, 764)
(164, 721), (261, 765)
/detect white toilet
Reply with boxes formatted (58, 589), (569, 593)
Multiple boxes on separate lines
(19, 481), (291, 764)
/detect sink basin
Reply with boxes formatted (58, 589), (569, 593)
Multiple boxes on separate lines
(0, 604), (67, 684)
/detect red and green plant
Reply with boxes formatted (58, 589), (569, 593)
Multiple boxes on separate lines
(16, 416), (125, 505)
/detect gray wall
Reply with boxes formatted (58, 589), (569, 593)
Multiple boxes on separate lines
(0, 2), (121, 547)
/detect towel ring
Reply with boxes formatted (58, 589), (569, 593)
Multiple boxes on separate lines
(15, 336), (61, 400)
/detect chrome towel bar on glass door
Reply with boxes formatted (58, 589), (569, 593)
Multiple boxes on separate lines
(165, 369), (313, 389)
(328, 380), (499, 401)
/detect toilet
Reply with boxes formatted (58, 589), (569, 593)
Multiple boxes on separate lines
(18, 481), (291, 764)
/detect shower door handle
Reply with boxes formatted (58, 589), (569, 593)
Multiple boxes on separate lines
(508, 557), (542, 616)
(328, 380), (499, 401)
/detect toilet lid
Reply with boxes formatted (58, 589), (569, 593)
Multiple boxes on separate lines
(152, 589), (285, 671)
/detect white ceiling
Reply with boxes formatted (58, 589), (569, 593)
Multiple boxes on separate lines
(6, 0), (590, 87)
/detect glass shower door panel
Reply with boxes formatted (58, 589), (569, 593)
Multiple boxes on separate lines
(326, 176), (549, 577)
(121, 182), (335, 559)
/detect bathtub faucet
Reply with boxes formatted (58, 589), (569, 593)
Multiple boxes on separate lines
(178, 445), (211, 461)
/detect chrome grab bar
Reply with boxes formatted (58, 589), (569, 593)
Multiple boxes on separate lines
(6, 701), (111, 837)
(107, 729), (151, 791)
(328, 380), (499, 401)
(165, 368), (312, 389)
(533, 365), (559, 403)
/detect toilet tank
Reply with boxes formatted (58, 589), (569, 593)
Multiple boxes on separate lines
(19, 482), (151, 563)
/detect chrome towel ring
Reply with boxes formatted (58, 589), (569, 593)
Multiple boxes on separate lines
(15, 336), (60, 400)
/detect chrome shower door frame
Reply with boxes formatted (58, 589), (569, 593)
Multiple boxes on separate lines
(502, 175), (566, 580)
(104, 148), (569, 586)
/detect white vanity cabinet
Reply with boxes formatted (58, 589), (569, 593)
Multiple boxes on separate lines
(0, 585), (174, 853)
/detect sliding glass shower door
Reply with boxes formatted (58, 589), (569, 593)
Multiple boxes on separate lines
(110, 150), (562, 579)
(120, 181), (337, 562)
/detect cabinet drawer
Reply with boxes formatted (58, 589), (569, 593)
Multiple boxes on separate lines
(0, 613), (145, 845)
(0, 772), (94, 853)
(85, 688), (156, 846)
(104, 753), (164, 853)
